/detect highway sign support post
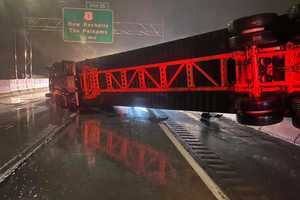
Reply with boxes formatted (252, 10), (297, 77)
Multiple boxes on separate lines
(24, 29), (33, 79)
(63, 8), (113, 43)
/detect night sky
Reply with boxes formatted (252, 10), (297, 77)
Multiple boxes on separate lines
(0, 0), (295, 79)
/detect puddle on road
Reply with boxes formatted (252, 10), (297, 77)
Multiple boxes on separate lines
(0, 107), (216, 200)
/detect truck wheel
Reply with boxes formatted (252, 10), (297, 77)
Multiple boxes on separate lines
(228, 31), (279, 50)
(291, 97), (300, 128)
(236, 96), (284, 126)
(229, 13), (278, 35)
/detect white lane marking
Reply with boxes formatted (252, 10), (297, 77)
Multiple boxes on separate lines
(0, 113), (78, 184)
(3, 124), (15, 130)
(182, 111), (201, 121)
(159, 123), (230, 200)
(69, 113), (78, 118)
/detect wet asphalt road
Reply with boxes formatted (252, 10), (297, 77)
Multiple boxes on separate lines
(0, 92), (300, 200)
(0, 92), (71, 169)
(161, 110), (300, 200)
(0, 104), (216, 200)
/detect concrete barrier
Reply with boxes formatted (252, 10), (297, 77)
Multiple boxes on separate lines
(0, 80), (11, 93)
(0, 79), (49, 94)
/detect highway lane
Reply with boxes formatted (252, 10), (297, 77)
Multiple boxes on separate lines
(0, 92), (71, 173)
(0, 92), (299, 200)
(0, 107), (217, 200)
(160, 109), (300, 200)
(0, 91), (48, 115)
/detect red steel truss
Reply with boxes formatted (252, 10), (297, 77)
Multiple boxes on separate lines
(80, 44), (300, 100)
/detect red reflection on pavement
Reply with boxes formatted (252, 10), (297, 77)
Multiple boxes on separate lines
(82, 119), (176, 185)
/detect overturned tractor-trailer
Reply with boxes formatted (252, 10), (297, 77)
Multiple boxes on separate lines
(48, 6), (300, 129)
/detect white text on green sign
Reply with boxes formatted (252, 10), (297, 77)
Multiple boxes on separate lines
(63, 8), (113, 43)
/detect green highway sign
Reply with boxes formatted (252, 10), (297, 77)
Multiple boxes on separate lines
(63, 8), (113, 43)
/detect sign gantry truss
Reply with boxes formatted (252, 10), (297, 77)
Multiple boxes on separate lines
(25, 17), (164, 38)
(23, 16), (163, 77)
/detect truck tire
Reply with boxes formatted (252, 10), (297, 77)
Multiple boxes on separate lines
(229, 13), (278, 35)
(291, 97), (300, 128)
(236, 96), (284, 126)
(228, 31), (279, 50)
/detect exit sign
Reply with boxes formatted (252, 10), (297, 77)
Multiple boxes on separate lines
(63, 8), (113, 43)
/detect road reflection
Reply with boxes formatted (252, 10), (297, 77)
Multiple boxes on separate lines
(78, 118), (177, 185)
(0, 109), (217, 200)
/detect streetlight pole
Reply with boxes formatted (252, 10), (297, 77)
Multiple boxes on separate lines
(14, 28), (18, 79)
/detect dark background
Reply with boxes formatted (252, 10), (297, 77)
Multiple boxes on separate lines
(0, 0), (295, 79)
